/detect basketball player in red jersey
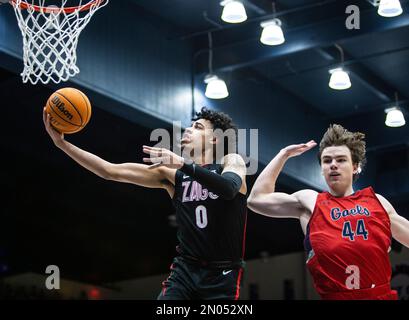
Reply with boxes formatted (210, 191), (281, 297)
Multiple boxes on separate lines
(248, 124), (409, 300)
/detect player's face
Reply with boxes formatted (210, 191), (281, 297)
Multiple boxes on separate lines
(321, 145), (358, 192)
(181, 119), (215, 152)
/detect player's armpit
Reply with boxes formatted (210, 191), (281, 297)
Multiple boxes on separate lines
(222, 153), (247, 195)
(222, 154), (246, 176)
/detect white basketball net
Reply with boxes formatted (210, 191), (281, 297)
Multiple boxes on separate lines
(10, 0), (108, 84)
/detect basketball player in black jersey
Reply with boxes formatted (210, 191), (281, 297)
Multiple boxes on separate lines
(43, 107), (247, 300)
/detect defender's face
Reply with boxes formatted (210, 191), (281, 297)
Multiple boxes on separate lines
(181, 119), (215, 152)
(321, 145), (358, 191)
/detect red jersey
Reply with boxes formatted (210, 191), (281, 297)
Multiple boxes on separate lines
(304, 187), (398, 300)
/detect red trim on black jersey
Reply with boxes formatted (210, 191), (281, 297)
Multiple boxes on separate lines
(241, 209), (248, 259)
(234, 268), (243, 300)
(161, 263), (175, 297)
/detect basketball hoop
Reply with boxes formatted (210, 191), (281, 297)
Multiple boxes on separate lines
(7, 0), (109, 84)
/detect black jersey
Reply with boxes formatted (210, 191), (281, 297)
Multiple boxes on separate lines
(172, 164), (247, 263)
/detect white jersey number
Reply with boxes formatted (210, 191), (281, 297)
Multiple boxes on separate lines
(195, 205), (208, 229)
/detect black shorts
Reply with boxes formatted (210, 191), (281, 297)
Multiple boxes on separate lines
(157, 256), (245, 300)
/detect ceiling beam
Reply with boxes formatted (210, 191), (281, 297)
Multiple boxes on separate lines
(234, 66), (326, 116)
(179, 0), (336, 41)
(195, 3), (409, 74)
(243, 0), (270, 15)
(243, 0), (289, 15)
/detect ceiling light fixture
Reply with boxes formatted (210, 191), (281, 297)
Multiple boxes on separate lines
(329, 68), (351, 90)
(385, 108), (406, 127)
(260, 18), (285, 45)
(204, 75), (229, 99)
(260, 2), (285, 46)
(378, 0), (403, 17)
(220, 0), (247, 24)
(385, 92), (406, 127)
(328, 44), (351, 90)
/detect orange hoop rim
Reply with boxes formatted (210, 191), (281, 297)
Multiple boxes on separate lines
(10, 0), (106, 13)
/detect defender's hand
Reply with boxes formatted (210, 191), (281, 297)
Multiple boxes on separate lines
(281, 140), (317, 158)
(142, 145), (184, 169)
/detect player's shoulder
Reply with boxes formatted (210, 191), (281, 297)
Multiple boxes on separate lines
(293, 189), (319, 212)
(374, 192), (387, 202)
(374, 192), (393, 212)
(293, 189), (319, 199)
(221, 153), (245, 167)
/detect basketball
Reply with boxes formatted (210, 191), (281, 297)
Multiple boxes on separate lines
(46, 87), (92, 134)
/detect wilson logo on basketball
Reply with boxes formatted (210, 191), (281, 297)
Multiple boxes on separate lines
(46, 87), (91, 134)
(51, 96), (73, 120)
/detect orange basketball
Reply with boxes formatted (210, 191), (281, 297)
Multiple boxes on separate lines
(46, 87), (92, 134)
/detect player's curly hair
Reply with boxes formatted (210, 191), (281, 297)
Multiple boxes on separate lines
(193, 107), (237, 133)
(193, 107), (238, 157)
(318, 124), (366, 181)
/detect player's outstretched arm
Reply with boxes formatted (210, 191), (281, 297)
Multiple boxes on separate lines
(43, 108), (173, 189)
(377, 194), (409, 248)
(143, 146), (246, 200)
(247, 141), (317, 218)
